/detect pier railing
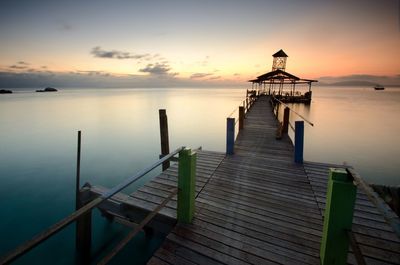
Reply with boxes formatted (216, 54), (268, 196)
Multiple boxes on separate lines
(226, 90), (257, 155)
(271, 95), (314, 163)
(0, 145), (197, 265)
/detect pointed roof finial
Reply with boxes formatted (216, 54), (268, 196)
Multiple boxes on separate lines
(272, 49), (288, 58)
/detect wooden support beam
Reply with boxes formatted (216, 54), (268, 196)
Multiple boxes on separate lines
(159, 109), (170, 171)
(76, 205), (92, 263)
(177, 149), (196, 223)
(320, 169), (357, 265)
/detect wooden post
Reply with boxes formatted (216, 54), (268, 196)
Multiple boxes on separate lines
(239, 106), (244, 131)
(76, 206), (92, 263)
(320, 169), (357, 265)
(75, 131), (81, 211)
(177, 148), (196, 223)
(282, 107), (290, 134)
(159, 109), (170, 171)
(75, 131), (91, 263)
(226, 118), (235, 155)
(294, 121), (304, 163)
(246, 97), (249, 112)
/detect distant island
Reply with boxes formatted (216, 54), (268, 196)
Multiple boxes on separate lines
(36, 87), (57, 92)
(0, 89), (12, 94)
(329, 80), (380, 87)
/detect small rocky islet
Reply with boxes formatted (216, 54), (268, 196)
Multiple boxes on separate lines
(0, 89), (13, 94)
(36, 87), (58, 92)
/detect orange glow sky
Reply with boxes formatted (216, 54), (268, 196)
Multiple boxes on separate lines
(0, 0), (399, 86)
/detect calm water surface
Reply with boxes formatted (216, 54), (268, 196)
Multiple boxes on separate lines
(0, 86), (399, 263)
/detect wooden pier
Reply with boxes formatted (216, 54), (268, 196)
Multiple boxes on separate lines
(141, 96), (399, 265)
(2, 95), (399, 265)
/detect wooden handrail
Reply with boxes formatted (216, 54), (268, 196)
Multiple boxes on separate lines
(272, 95), (314, 126)
(97, 188), (178, 265)
(0, 147), (185, 265)
(346, 167), (400, 238)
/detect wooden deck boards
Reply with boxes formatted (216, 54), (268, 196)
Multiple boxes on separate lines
(147, 96), (400, 265)
(149, 96), (321, 265)
(304, 162), (400, 264)
(84, 96), (399, 264)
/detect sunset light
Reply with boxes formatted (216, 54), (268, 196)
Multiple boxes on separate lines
(1, 0), (399, 88)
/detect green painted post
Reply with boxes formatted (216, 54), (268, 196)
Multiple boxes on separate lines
(320, 168), (357, 265)
(177, 148), (197, 223)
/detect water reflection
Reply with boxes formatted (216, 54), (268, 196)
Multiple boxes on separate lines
(280, 86), (400, 186)
(0, 86), (399, 264)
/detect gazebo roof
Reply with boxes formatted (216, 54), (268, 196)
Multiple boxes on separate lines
(272, 49), (288, 58)
(257, 69), (299, 81)
(248, 69), (317, 83)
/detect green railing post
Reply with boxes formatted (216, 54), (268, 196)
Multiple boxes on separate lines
(177, 148), (197, 223)
(320, 168), (357, 265)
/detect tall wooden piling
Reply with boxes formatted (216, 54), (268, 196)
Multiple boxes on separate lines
(75, 130), (91, 262)
(75, 131), (81, 211)
(159, 109), (170, 171)
(177, 149), (197, 223)
(320, 169), (357, 265)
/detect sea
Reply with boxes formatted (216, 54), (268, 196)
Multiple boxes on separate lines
(0, 86), (399, 264)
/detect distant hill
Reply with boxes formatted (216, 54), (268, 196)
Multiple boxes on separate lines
(318, 74), (400, 87)
(328, 80), (378, 86)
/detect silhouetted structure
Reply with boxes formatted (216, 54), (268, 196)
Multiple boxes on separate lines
(0, 89), (12, 94)
(36, 87), (57, 92)
(249, 49), (317, 104)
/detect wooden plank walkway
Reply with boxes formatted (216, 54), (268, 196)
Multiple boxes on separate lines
(145, 96), (400, 265)
(86, 96), (399, 264)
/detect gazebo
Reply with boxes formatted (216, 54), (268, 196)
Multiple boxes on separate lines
(249, 49), (317, 104)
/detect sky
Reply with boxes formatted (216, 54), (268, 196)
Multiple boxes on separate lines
(0, 0), (399, 88)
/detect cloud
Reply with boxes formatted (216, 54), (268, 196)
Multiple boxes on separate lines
(8, 61), (30, 69)
(77, 70), (111, 77)
(91, 46), (150, 60)
(139, 62), (176, 76)
(0, 70), (240, 89)
(9, 65), (28, 69)
(190, 73), (213, 79)
(208, 76), (221, 80)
